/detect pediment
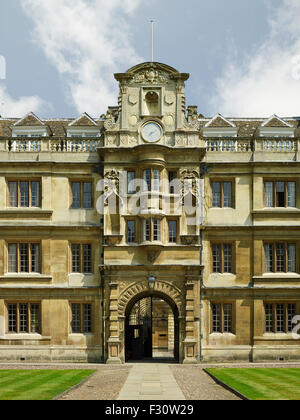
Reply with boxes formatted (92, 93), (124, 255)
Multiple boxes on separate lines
(205, 114), (236, 128)
(68, 113), (98, 127)
(13, 112), (45, 127)
(115, 62), (189, 85)
(261, 115), (293, 128)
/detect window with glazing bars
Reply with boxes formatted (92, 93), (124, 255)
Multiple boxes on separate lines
(264, 303), (297, 333)
(127, 220), (136, 243)
(7, 303), (40, 333)
(71, 303), (92, 333)
(8, 243), (40, 273)
(264, 181), (296, 208)
(168, 171), (179, 194)
(8, 180), (41, 208)
(71, 181), (93, 208)
(143, 219), (161, 242)
(265, 243), (296, 273)
(212, 181), (233, 208)
(211, 303), (233, 333)
(143, 169), (161, 192)
(127, 171), (136, 194)
(212, 244), (233, 273)
(71, 244), (92, 273)
(168, 220), (177, 243)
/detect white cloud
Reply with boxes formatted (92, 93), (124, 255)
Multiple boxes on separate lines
(210, 0), (300, 117)
(0, 83), (47, 117)
(20, 0), (143, 117)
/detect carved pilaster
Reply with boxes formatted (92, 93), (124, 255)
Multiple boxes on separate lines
(183, 279), (197, 364)
(106, 281), (122, 364)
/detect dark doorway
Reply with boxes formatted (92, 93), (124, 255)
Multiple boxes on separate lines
(125, 295), (179, 362)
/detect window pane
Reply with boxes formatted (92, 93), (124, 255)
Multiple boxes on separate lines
(169, 171), (177, 194)
(212, 182), (221, 207)
(287, 182), (296, 207)
(31, 182), (40, 207)
(212, 304), (221, 332)
(288, 304), (296, 332)
(71, 303), (81, 333)
(19, 303), (28, 333)
(265, 182), (273, 207)
(83, 244), (92, 273)
(8, 182), (18, 207)
(143, 170), (151, 192)
(72, 182), (81, 208)
(168, 221), (177, 243)
(153, 170), (160, 192)
(19, 244), (29, 273)
(127, 221), (136, 243)
(288, 244), (296, 272)
(223, 182), (232, 208)
(153, 219), (160, 241)
(83, 182), (92, 208)
(71, 244), (81, 272)
(8, 304), (17, 332)
(31, 244), (40, 273)
(265, 304), (273, 333)
(223, 244), (232, 273)
(276, 182), (285, 207)
(83, 304), (92, 333)
(20, 182), (29, 207)
(127, 172), (136, 194)
(212, 244), (221, 273)
(30, 304), (40, 333)
(144, 219), (151, 241)
(223, 304), (232, 333)
(276, 244), (285, 272)
(265, 244), (274, 272)
(8, 244), (17, 272)
(276, 304), (285, 332)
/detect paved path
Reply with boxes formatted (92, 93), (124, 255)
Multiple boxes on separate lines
(117, 364), (185, 400)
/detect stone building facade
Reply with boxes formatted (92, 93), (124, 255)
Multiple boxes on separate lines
(0, 61), (299, 363)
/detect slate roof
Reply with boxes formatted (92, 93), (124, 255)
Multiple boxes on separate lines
(0, 113), (299, 138)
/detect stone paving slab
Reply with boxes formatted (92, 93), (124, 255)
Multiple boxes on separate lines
(117, 364), (185, 401)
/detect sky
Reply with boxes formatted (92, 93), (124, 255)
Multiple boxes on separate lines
(1, 0), (300, 119)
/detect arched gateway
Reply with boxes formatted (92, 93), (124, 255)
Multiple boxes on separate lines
(124, 292), (180, 362)
(104, 277), (199, 364)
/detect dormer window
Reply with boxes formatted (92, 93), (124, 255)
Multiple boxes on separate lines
(67, 113), (100, 138)
(260, 115), (294, 138)
(11, 112), (49, 138)
(203, 114), (238, 138)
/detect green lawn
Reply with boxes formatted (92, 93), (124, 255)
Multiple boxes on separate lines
(207, 368), (300, 400)
(0, 369), (95, 400)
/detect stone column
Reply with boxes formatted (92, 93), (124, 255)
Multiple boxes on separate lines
(106, 281), (122, 364)
(183, 280), (197, 364)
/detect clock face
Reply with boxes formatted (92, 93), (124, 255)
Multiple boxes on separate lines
(141, 122), (162, 143)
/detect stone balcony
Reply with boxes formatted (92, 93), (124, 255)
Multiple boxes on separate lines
(205, 137), (300, 163)
(0, 137), (103, 163)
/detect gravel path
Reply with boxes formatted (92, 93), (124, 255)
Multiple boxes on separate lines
(170, 365), (240, 400)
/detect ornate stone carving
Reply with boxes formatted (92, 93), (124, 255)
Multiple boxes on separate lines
(165, 93), (174, 105)
(132, 68), (170, 85)
(104, 108), (119, 131)
(180, 169), (200, 199)
(117, 280), (184, 317)
(106, 135), (118, 146)
(128, 94), (138, 105)
(147, 250), (160, 263)
(104, 170), (119, 192)
(180, 235), (199, 246)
